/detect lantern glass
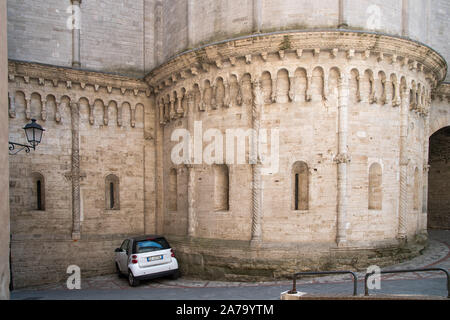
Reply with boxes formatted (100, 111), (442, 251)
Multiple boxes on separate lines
(23, 119), (45, 148)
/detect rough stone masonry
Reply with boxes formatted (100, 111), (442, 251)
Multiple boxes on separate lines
(3, 0), (450, 290)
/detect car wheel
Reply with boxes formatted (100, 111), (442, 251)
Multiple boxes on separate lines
(128, 270), (140, 287)
(116, 263), (123, 278)
(170, 270), (180, 280)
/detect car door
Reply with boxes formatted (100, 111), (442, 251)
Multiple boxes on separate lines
(117, 239), (129, 272)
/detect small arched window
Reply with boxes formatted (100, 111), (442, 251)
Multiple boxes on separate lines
(214, 164), (229, 211)
(32, 173), (45, 211)
(292, 161), (309, 211)
(368, 163), (382, 210)
(168, 168), (178, 212)
(105, 174), (120, 210)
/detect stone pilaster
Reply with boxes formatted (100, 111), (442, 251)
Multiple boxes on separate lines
(41, 98), (47, 121)
(186, 92), (196, 237)
(71, 0), (81, 68)
(252, 0), (262, 33)
(144, 95), (156, 234)
(336, 73), (349, 246)
(251, 80), (263, 244)
(186, 0), (193, 48)
(70, 102), (81, 240)
(398, 85), (410, 239)
(154, 1), (163, 67)
(421, 99), (431, 233)
(155, 95), (165, 234)
(338, 0), (348, 28)
(25, 97), (31, 120)
(402, 0), (409, 37)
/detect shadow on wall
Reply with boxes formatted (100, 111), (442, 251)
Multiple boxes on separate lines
(428, 126), (450, 230)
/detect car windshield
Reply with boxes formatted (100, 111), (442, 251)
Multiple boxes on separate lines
(135, 238), (170, 253)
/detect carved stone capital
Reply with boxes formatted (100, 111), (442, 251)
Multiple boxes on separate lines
(334, 153), (351, 164)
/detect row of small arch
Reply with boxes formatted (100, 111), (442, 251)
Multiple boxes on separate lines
(8, 90), (144, 127)
(157, 66), (430, 115)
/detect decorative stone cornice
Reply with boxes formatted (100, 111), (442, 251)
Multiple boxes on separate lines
(432, 82), (450, 102)
(8, 60), (150, 97)
(145, 30), (447, 90)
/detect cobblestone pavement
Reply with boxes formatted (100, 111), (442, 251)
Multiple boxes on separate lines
(11, 230), (449, 299)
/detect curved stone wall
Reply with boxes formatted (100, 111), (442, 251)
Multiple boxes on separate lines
(147, 31), (446, 279)
(6, 1), (450, 80)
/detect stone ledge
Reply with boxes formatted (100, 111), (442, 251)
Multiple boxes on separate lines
(146, 30), (447, 90)
(8, 60), (151, 97)
(280, 291), (448, 300)
(167, 235), (425, 282)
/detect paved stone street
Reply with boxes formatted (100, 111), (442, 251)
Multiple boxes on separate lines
(11, 230), (449, 300)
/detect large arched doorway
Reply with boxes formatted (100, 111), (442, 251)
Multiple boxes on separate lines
(428, 126), (450, 230)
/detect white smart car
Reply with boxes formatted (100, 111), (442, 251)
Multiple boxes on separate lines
(115, 235), (180, 287)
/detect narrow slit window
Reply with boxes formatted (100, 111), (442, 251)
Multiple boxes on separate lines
(110, 182), (115, 209)
(105, 174), (120, 210)
(32, 173), (45, 211)
(37, 180), (42, 211)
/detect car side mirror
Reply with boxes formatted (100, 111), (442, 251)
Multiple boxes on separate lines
(115, 248), (122, 253)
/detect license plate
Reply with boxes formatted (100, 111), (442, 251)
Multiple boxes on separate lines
(147, 255), (163, 262)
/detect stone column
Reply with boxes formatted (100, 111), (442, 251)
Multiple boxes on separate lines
(71, 102), (81, 240)
(154, 1), (163, 66)
(252, 0), (262, 33)
(130, 105), (136, 128)
(155, 94), (165, 234)
(338, 0), (348, 28)
(187, 0), (194, 48)
(71, 0), (82, 68)
(421, 101), (431, 233)
(251, 80), (263, 244)
(306, 75), (312, 101)
(144, 95), (156, 234)
(186, 93), (196, 237)
(55, 99), (61, 122)
(41, 98), (47, 121)
(402, 0), (409, 37)
(8, 92), (15, 118)
(398, 85), (410, 239)
(336, 74), (349, 246)
(392, 78), (401, 107)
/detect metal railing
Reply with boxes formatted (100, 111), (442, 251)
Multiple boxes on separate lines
(288, 267), (449, 298)
(364, 267), (450, 298)
(288, 271), (358, 296)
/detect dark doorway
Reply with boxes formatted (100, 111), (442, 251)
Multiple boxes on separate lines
(428, 126), (450, 230)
